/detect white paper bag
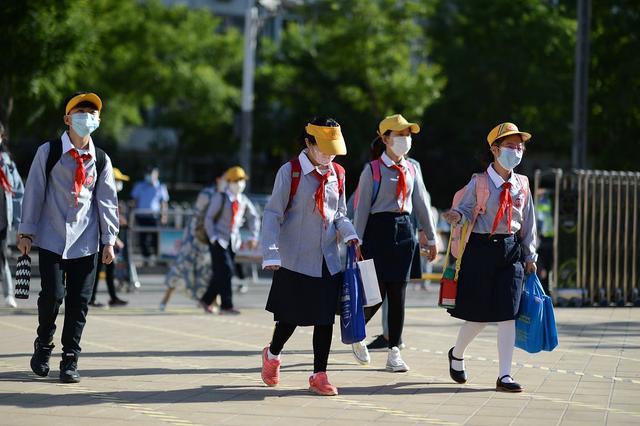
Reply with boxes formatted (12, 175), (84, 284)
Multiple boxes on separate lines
(357, 259), (382, 307)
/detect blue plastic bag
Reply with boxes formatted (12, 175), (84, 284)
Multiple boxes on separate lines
(542, 294), (559, 351)
(515, 273), (545, 353)
(340, 245), (366, 345)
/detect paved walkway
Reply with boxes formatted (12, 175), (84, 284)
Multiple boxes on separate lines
(0, 277), (638, 425)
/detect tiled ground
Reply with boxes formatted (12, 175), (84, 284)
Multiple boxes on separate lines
(0, 277), (638, 425)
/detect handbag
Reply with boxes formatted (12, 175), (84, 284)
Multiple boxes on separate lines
(357, 258), (382, 307)
(14, 254), (31, 300)
(542, 289), (559, 351)
(438, 221), (468, 309)
(340, 245), (367, 345)
(515, 273), (545, 353)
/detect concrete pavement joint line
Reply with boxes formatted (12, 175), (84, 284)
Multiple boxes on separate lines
(88, 316), (460, 425)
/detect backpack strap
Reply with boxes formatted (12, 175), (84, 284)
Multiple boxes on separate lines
(514, 173), (530, 236)
(332, 162), (345, 196)
(286, 158), (302, 212)
(405, 159), (417, 179)
(474, 172), (490, 215)
(369, 158), (382, 205)
(213, 192), (227, 224)
(45, 138), (63, 185)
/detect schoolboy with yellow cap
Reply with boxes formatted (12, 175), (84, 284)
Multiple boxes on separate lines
(260, 116), (360, 396)
(19, 91), (119, 383)
(442, 122), (537, 393)
(199, 165), (260, 315)
(350, 113), (437, 372)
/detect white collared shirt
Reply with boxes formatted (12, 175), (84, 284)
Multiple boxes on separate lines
(62, 132), (96, 158)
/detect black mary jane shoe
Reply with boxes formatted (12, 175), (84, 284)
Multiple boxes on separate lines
(496, 375), (524, 392)
(448, 347), (467, 384)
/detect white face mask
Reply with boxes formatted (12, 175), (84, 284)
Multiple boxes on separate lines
(389, 136), (412, 157)
(229, 180), (246, 195)
(309, 145), (335, 166)
(496, 147), (523, 170)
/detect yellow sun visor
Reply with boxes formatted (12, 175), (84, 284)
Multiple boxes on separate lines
(306, 124), (347, 156)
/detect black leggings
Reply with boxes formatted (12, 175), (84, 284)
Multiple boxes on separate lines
(364, 280), (407, 348)
(269, 322), (333, 373)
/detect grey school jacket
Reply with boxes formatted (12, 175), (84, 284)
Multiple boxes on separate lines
(0, 151), (24, 231)
(453, 164), (538, 262)
(353, 152), (436, 245)
(261, 150), (358, 277)
(19, 132), (119, 259)
(204, 190), (260, 252)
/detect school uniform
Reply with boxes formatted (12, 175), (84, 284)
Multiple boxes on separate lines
(447, 164), (537, 322)
(19, 131), (119, 356)
(0, 151), (24, 302)
(201, 189), (259, 309)
(262, 150), (357, 325)
(353, 152), (436, 349)
(131, 179), (169, 258)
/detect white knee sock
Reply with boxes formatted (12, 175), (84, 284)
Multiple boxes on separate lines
(497, 320), (516, 382)
(452, 321), (486, 371)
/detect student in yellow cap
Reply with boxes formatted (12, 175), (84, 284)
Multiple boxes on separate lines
(260, 116), (359, 396)
(350, 114), (437, 372)
(442, 122), (537, 393)
(199, 166), (260, 314)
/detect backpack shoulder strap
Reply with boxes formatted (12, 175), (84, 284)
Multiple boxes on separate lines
(474, 172), (490, 215)
(94, 147), (107, 178)
(332, 162), (345, 196)
(45, 138), (63, 185)
(515, 173), (530, 205)
(369, 159), (382, 205)
(213, 192), (227, 224)
(286, 158), (302, 211)
(405, 159), (417, 178)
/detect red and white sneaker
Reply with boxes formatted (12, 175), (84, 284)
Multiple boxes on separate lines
(261, 346), (280, 387)
(308, 372), (338, 396)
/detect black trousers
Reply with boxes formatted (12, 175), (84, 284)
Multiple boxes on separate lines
(90, 245), (117, 302)
(363, 280), (407, 348)
(37, 249), (98, 356)
(201, 241), (235, 309)
(136, 215), (158, 257)
(269, 322), (333, 373)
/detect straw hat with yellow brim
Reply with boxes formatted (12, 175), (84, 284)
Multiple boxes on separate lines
(378, 114), (420, 136)
(305, 124), (347, 155)
(487, 122), (531, 146)
(65, 93), (103, 115)
(113, 168), (130, 182)
(224, 166), (248, 182)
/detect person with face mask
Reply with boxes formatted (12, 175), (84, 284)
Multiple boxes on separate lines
(18, 92), (119, 383)
(350, 114), (437, 373)
(199, 166), (259, 315)
(0, 121), (25, 308)
(131, 166), (170, 265)
(441, 122), (538, 393)
(89, 167), (129, 308)
(260, 116), (360, 396)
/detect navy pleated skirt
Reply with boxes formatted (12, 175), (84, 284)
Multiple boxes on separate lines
(447, 233), (525, 322)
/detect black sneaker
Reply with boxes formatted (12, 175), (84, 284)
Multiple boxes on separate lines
(59, 353), (81, 383)
(496, 375), (523, 392)
(30, 338), (55, 377)
(108, 298), (128, 307)
(366, 335), (389, 350)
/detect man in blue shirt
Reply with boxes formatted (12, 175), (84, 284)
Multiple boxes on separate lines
(131, 166), (169, 263)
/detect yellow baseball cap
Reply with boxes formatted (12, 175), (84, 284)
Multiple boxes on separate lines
(378, 114), (420, 136)
(487, 122), (531, 146)
(65, 92), (102, 115)
(113, 167), (130, 182)
(305, 124), (347, 155)
(224, 166), (247, 182)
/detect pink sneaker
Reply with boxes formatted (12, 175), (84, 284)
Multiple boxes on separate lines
(261, 346), (280, 387)
(308, 372), (338, 396)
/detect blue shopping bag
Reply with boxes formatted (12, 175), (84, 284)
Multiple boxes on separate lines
(542, 295), (559, 351)
(515, 273), (545, 353)
(340, 245), (366, 345)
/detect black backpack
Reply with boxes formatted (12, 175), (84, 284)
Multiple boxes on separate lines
(44, 138), (107, 188)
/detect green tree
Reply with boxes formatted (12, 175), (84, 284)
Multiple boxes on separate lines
(254, 0), (443, 191)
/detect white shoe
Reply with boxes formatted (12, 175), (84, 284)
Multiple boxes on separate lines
(5, 295), (17, 308)
(386, 346), (409, 372)
(351, 340), (370, 365)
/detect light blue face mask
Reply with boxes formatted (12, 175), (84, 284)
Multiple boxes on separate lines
(497, 147), (523, 170)
(71, 112), (100, 137)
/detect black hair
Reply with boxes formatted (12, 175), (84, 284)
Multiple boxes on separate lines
(0, 121), (12, 157)
(0, 121), (4, 138)
(370, 129), (392, 160)
(64, 91), (99, 113)
(298, 116), (340, 149)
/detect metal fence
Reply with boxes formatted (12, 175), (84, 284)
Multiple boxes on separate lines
(534, 169), (640, 306)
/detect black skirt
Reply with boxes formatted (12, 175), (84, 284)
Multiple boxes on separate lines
(362, 212), (416, 282)
(265, 261), (342, 326)
(448, 233), (525, 322)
